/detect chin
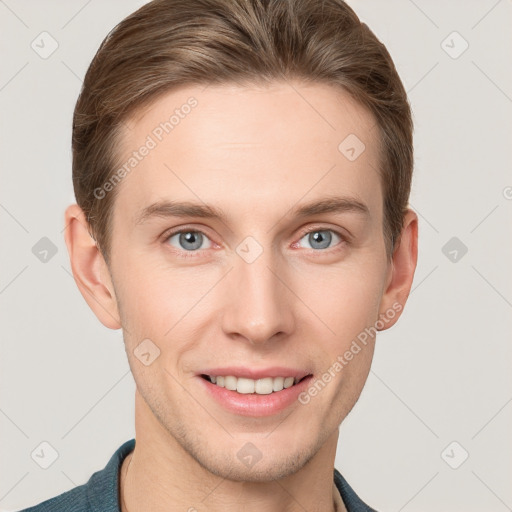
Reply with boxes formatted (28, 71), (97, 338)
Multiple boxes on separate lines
(198, 446), (318, 483)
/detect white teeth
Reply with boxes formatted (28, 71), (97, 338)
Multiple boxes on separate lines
(207, 375), (303, 394)
(224, 375), (237, 391)
(283, 377), (295, 389)
(272, 376), (284, 392)
(237, 377), (255, 394)
(255, 377), (273, 394)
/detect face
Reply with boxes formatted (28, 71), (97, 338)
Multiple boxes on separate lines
(71, 80), (416, 482)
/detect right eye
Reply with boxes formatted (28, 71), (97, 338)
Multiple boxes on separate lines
(163, 228), (214, 257)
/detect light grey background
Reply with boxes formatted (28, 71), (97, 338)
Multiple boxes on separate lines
(1, 1), (511, 511)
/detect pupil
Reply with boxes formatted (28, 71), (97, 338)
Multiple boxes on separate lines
(311, 230), (330, 249)
(181, 231), (202, 250)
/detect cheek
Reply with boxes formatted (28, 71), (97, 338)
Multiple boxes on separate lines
(114, 257), (216, 356)
(292, 261), (385, 346)
(115, 266), (198, 391)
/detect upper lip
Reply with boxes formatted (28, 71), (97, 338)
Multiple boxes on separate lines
(198, 366), (312, 381)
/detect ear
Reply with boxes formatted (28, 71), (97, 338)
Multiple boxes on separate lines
(377, 209), (418, 330)
(63, 204), (121, 329)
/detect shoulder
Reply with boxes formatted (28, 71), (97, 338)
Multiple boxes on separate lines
(334, 468), (379, 512)
(16, 439), (135, 512)
(15, 483), (89, 512)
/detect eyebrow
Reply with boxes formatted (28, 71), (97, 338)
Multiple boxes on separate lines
(135, 195), (370, 226)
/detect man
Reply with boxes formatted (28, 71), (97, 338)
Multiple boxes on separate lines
(20, 0), (417, 510)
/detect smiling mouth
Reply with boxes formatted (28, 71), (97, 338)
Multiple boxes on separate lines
(200, 374), (312, 395)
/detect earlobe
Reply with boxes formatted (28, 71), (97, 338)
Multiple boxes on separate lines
(377, 209), (418, 330)
(63, 204), (122, 330)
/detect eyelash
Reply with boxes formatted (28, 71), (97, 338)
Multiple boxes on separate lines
(161, 225), (348, 259)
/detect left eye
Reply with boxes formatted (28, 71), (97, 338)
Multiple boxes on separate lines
(166, 230), (212, 252)
(297, 229), (342, 250)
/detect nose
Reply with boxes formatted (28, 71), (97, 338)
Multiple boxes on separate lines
(221, 242), (295, 346)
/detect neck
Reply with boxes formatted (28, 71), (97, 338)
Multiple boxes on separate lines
(120, 389), (346, 512)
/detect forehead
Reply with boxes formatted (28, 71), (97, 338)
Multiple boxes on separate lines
(113, 80), (382, 227)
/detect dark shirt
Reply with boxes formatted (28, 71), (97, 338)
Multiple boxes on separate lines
(17, 438), (377, 511)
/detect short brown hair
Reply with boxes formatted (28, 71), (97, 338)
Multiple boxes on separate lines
(72, 0), (413, 266)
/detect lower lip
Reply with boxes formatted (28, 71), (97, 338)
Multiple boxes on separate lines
(198, 375), (313, 417)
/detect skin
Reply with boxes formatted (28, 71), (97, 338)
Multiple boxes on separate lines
(64, 80), (418, 512)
